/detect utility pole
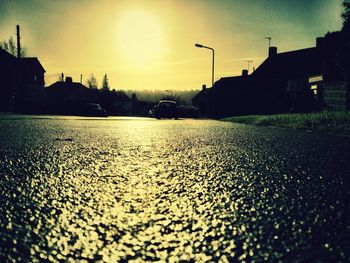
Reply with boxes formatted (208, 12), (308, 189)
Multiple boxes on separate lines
(265, 37), (272, 48)
(16, 25), (21, 58)
(80, 74), (83, 84)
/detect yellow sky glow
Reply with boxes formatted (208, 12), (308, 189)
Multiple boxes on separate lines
(0, 0), (343, 90)
(116, 10), (165, 68)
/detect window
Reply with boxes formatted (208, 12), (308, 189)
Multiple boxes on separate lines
(308, 75), (323, 83)
(311, 85), (317, 95)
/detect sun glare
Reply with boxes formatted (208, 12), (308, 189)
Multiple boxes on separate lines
(116, 10), (163, 67)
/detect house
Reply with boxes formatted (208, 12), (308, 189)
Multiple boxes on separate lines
(192, 85), (212, 117)
(45, 77), (132, 115)
(192, 70), (283, 118)
(46, 77), (91, 103)
(0, 47), (45, 113)
(308, 32), (347, 110)
(192, 33), (346, 118)
(15, 57), (46, 112)
(252, 45), (323, 113)
(46, 77), (98, 115)
(0, 48), (16, 111)
(254, 33), (349, 112)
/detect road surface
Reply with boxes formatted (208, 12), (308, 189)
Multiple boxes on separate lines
(0, 115), (349, 262)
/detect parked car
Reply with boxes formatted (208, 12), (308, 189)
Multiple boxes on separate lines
(153, 100), (178, 119)
(176, 105), (200, 118)
(148, 105), (157, 117)
(81, 103), (108, 117)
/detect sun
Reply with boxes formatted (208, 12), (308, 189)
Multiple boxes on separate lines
(116, 10), (163, 67)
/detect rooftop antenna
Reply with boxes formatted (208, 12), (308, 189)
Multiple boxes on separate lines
(244, 60), (253, 73)
(265, 37), (272, 48)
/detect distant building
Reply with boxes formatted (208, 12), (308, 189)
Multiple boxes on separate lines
(0, 48), (45, 113)
(46, 77), (132, 116)
(46, 77), (91, 102)
(192, 85), (212, 117)
(206, 70), (280, 118)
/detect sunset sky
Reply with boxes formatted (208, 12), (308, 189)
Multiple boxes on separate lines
(0, 0), (343, 90)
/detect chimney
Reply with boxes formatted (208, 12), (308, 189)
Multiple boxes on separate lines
(242, 69), (248, 77)
(202, 84), (207, 91)
(268, 46), (277, 57)
(16, 25), (21, 58)
(65, 77), (73, 83)
(61, 73), (64, 82)
(316, 37), (324, 50)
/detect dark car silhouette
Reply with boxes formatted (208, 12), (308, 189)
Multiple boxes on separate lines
(81, 103), (108, 117)
(153, 100), (178, 119)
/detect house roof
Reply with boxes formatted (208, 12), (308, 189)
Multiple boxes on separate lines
(46, 81), (89, 91)
(17, 57), (46, 73)
(213, 75), (250, 88)
(46, 81), (131, 101)
(192, 88), (211, 102)
(0, 47), (16, 60)
(110, 90), (131, 100)
(0, 48), (45, 73)
(252, 47), (322, 79)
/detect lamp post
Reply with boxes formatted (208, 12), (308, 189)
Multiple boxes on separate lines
(195, 43), (215, 87)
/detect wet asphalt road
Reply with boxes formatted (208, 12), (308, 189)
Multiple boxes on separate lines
(0, 115), (349, 262)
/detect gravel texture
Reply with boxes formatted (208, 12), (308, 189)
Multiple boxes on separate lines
(0, 116), (349, 262)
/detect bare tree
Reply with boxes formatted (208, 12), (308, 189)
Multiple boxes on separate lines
(86, 73), (98, 89)
(0, 36), (27, 57)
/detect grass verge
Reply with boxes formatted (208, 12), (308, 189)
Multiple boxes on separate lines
(222, 111), (350, 136)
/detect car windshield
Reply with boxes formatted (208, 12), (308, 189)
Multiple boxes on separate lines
(162, 103), (175, 107)
(159, 101), (176, 107)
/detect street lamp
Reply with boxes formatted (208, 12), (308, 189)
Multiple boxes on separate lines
(195, 43), (215, 87)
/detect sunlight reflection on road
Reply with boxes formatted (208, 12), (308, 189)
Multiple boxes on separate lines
(0, 117), (349, 262)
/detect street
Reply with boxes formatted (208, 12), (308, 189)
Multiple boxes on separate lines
(0, 115), (349, 262)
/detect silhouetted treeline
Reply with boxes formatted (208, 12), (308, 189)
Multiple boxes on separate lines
(123, 89), (200, 105)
